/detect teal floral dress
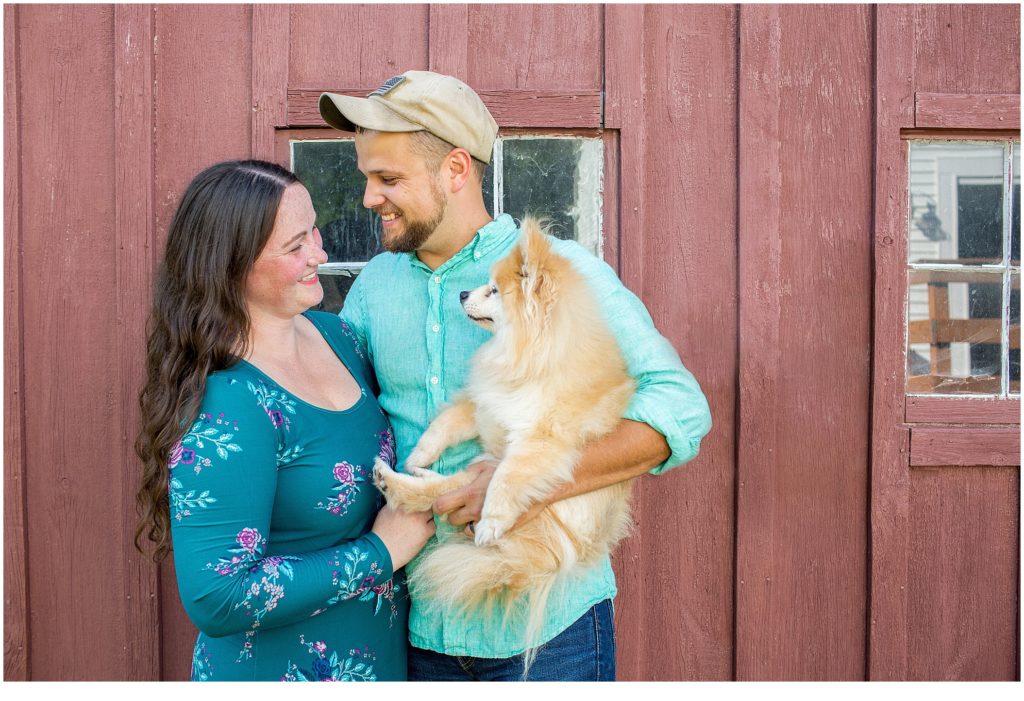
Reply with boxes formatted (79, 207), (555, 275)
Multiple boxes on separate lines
(169, 311), (406, 681)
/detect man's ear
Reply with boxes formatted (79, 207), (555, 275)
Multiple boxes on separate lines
(445, 147), (474, 194)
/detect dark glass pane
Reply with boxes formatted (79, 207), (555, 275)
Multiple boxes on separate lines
(314, 270), (359, 315)
(481, 159), (494, 217)
(1012, 143), (1020, 264)
(957, 183), (1003, 259)
(292, 140), (383, 264)
(502, 138), (581, 241)
(1012, 272), (1021, 393)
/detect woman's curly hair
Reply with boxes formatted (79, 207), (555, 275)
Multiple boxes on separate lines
(134, 159), (298, 562)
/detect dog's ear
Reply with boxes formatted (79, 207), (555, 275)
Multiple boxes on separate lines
(518, 217), (552, 280)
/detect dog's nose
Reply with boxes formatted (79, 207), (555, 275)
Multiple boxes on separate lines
(459, 291), (470, 302)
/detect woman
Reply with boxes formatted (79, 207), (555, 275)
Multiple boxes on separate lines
(135, 159), (434, 681)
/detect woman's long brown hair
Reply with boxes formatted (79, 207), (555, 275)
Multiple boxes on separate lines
(134, 159), (298, 562)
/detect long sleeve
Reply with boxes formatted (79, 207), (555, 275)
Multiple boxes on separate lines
(168, 373), (394, 639)
(556, 240), (713, 474)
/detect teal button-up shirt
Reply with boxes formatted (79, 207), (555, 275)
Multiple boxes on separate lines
(340, 213), (711, 657)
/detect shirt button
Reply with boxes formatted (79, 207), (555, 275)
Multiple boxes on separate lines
(433, 276), (441, 284)
(432, 324), (440, 333)
(430, 376), (439, 385)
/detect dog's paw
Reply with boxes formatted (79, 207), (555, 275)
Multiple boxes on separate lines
(473, 518), (505, 547)
(372, 458), (395, 494)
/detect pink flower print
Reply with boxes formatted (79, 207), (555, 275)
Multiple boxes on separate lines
(236, 527), (261, 554)
(314, 641), (327, 655)
(168, 442), (184, 469)
(372, 580), (393, 597)
(333, 462), (356, 485)
(180, 448), (196, 465)
(268, 410), (285, 427)
(361, 575), (376, 589)
(378, 430), (396, 468)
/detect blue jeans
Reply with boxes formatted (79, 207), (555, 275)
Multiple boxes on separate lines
(407, 599), (616, 681)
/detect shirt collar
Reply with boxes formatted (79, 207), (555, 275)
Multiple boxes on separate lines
(407, 214), (519, 274)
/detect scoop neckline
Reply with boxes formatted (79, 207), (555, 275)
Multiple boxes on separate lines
(236, 312), (368, 415)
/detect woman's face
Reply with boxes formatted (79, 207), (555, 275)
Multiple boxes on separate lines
(245, 183), (328, 322)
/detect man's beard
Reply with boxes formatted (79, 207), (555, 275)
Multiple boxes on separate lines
(381, 184), (448, 254)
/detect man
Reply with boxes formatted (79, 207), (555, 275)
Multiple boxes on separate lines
(319, 71), (711, 681)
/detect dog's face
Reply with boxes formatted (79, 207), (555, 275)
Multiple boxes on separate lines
(459, 222), (569, 337)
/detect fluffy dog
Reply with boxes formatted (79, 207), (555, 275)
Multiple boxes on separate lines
(373, 217), (636, 655)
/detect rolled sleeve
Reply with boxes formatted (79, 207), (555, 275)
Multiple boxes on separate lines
(558, 241), (712, 474)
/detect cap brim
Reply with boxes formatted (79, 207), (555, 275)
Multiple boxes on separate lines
(319, 93), (422, 133)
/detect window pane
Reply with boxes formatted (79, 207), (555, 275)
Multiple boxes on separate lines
(501, 137), (602, 254)
(907, 269), (1004, 393)
(1012, 145), (1020, 265)
(908, 142), (1004, 265)
(1011, 270), (1020, 394)
(292, 140), (383, 264)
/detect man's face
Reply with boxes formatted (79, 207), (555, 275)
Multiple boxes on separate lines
(355, 131), (448, 253)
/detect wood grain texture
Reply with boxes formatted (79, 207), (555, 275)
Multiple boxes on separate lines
(464, 4), (601, 90)
(428, 3), (468, 77)
(114, 3), (160, 680)
(870, 3), (917, 680)
(152, 4), (255, 679)
(906, 396), (1021, 425)
(910, 428), (1020, 467)
(603, 4), (647, 679)
(915, 93), (1020, 130)
(737, 4), (873, 680)
(912, 4), (1020, 95)
(17, 3), (120, 679)
(3, 2), (29, 682)
(252, 4), (289, 160)
(908, 467), (1019, 679)
(632, 3), (737, 681)
(286, 88), (602, 129)
(288, 4), (428, 88)
(871, 3), (1021, 680)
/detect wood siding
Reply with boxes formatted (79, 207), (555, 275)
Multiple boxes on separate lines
(3, 3), (1019, 681)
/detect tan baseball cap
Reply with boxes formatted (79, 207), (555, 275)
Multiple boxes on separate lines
(319, 71), (498, 164)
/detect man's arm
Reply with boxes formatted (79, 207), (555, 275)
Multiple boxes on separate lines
(433, 419), (669, 529)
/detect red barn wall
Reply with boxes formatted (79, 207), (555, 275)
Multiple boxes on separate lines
(3, 3), (1019, 681)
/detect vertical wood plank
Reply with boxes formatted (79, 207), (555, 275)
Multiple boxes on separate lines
(288, 4), (428, 89)
(604, 3), (647, 679)
(636, 4), (738, 681)
(736, 4), (873, 680)
(464, 5), (602, 90)
(252, 4), (289, 161)
(869, 4), (916, 679)
(114, 3), (160, 680)
(152, 4), (255, 679)
(907, 467), (1019, 680)
(428, 3), (468, 78)
(17, 3), (120, 679)
(3, 3), (30, 681)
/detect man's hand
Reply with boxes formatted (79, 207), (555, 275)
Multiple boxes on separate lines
(432, 457), (571, 537)
(432, 458), (497, 529)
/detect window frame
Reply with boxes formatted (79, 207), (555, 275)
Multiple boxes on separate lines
(278, 127), (610, 312)
(880, 92), (1021, 467)
(904, 139), (1019, 398)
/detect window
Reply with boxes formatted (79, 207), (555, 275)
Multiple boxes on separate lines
(291, 135), (603, 313)
(906, 141), (1020, 395)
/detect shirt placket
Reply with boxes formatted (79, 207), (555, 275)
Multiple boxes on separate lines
(426, 271), (446, 450)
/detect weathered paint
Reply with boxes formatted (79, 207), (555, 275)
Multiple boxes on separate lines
(3, 3), (1019, 681)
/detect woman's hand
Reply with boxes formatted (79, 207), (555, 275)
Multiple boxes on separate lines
(371, 504), (436, 570)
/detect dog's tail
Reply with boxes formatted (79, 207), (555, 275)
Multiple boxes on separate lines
(407, 513), (576, 668)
